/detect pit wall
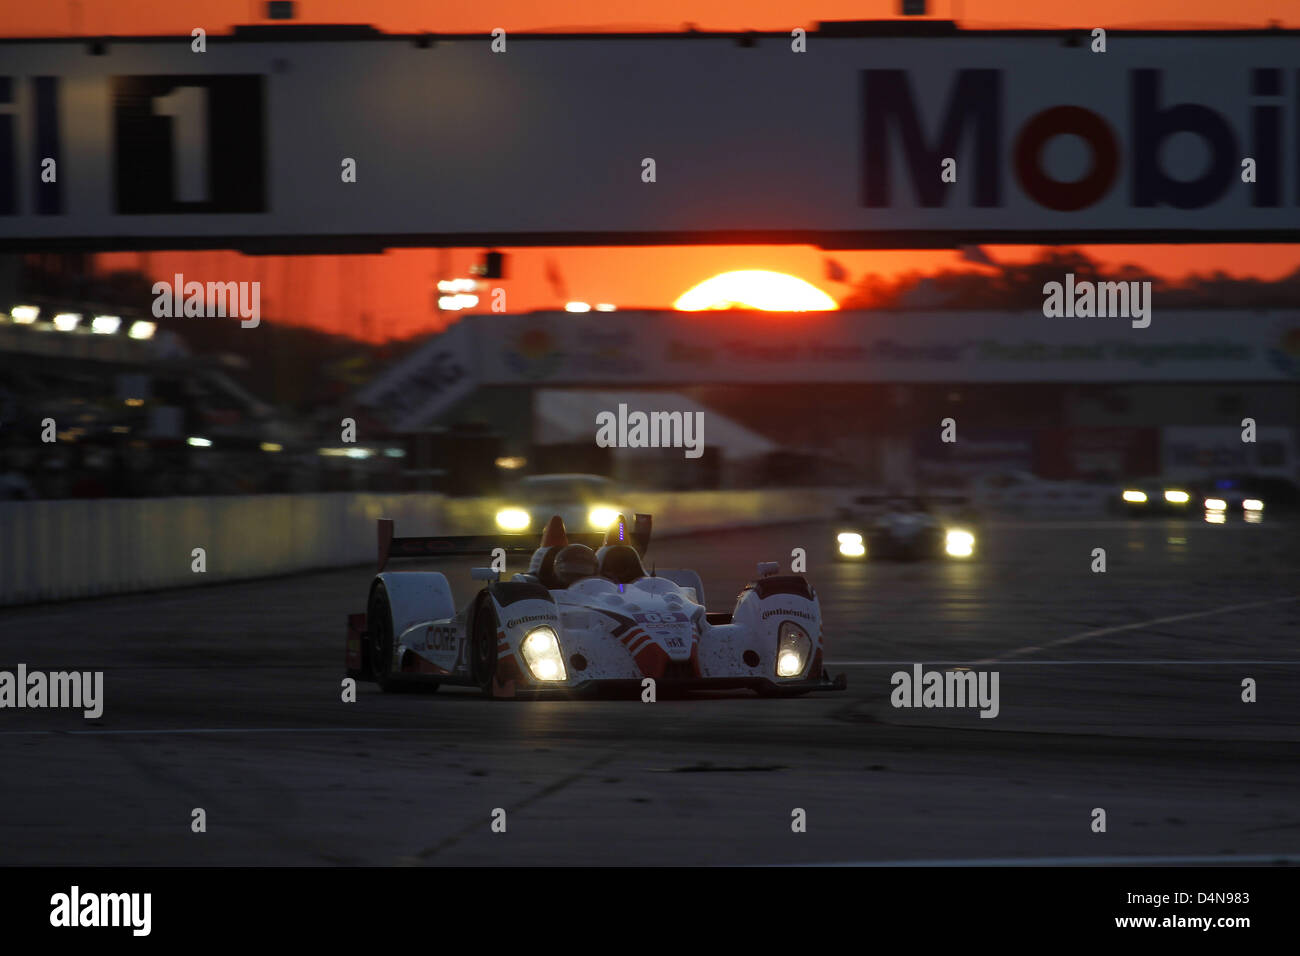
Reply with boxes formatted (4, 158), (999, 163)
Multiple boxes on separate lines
(0, 489), (833, 606)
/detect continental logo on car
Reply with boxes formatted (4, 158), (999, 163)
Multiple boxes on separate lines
(760, 607), (817, 621)
(506, 613), (559, 629)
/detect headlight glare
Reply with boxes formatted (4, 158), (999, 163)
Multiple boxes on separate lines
(775, 621), (810, 678)
(1122, 489), (1147, 503)
(944, 529), (975, 557)
(496, 508), (531, 532)
(520, 626), (566, 682)
(588, 506), (619, 529)
(836, 531), (865, 557)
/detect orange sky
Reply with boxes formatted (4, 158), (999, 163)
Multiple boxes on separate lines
(10, 1), (1300, 341)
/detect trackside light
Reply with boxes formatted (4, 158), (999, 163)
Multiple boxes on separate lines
(53, 313), (81, 331)
(10, 305), (39, 323)
(91, 315), (121, 334)
(128, 320), (157, 340)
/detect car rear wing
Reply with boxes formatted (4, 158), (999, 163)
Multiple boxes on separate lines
(377, 513), (652, 571)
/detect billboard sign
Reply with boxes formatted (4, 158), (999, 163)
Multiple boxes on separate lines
(472, 310), (1300, 385)
(1, 25), (1298, 250)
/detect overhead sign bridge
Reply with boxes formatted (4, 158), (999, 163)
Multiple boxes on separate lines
(1, 22), (1298, 252)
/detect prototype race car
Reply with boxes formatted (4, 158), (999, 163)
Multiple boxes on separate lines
(493, 473), (628, 534)
(1199, 477), (1266, 523)
(345, 512), (847, 698)
(1116, 480), (1197, 516)
(834, 495), (977, 561)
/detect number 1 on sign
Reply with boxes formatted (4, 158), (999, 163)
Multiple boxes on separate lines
(152, 86), (209, 203)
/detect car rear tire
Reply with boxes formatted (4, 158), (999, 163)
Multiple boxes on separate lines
(368, 581), (441, 695)
(367, 582), (398, 692)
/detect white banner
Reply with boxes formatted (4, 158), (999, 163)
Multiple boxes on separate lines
(355, 320), (477, 428)
(1, 28), (1298, 248)
(468, 310), (1300, 385)
(1161, 426), (1296, 479)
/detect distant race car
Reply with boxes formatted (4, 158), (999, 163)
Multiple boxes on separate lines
(345, 512), (847, 698)
(1116, 480), (1199, 516)
(834, 495), (977, 561)
(1198, 477), (1267, 523)
(494, 473), (628, 535)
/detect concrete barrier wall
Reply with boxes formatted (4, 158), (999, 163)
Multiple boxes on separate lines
(0, 489), (831, 606)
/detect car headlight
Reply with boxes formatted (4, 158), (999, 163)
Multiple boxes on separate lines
(944, 529), (975, 557)
(1122, 489), (1148, 503)
(1243, 498), (1264, 512)
(1164, 489), (1190, 504)
(519, 626), (566, 682)
(836, 531), (865, 557)
(495, 508), (530, 532)
(775, 621), (810, 678)
(1204, 498), (1227, 512)
(588, 506), (619, 530)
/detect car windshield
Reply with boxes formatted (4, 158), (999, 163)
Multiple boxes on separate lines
(883, 498), (912, 510)
(517, 475), (611, 504)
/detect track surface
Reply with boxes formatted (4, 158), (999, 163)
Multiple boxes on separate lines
(2, 518), (1298, 865)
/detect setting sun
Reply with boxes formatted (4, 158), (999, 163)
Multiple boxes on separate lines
(673, 270), (839, 312)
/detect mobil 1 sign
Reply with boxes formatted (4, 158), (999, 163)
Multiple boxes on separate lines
(0, 27), (1297, 249)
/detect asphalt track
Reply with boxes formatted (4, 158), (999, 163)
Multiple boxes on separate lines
(2, 518), (1298, 866)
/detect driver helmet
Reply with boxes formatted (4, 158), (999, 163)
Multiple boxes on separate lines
(551, 543), (598, 587)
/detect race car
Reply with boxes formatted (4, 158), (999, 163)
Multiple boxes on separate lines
(345, 511), (847, 698)
(1116, 480), (1198, 516)
(493, 473), (628, 534)
(834, 495), (977, 561)
(1199, 477), (1266, 524)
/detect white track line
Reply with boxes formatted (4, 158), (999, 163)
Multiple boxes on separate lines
(829, 659), (1300, 666)
(0, 727), (435, 737)
(796, 853), (1300, 867)
(973, 595), (1300, 665)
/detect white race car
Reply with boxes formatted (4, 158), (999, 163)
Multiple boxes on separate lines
(493, 473), (628, 535)
(345, 512), (847, 698)
(835, 495), (977, 561)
